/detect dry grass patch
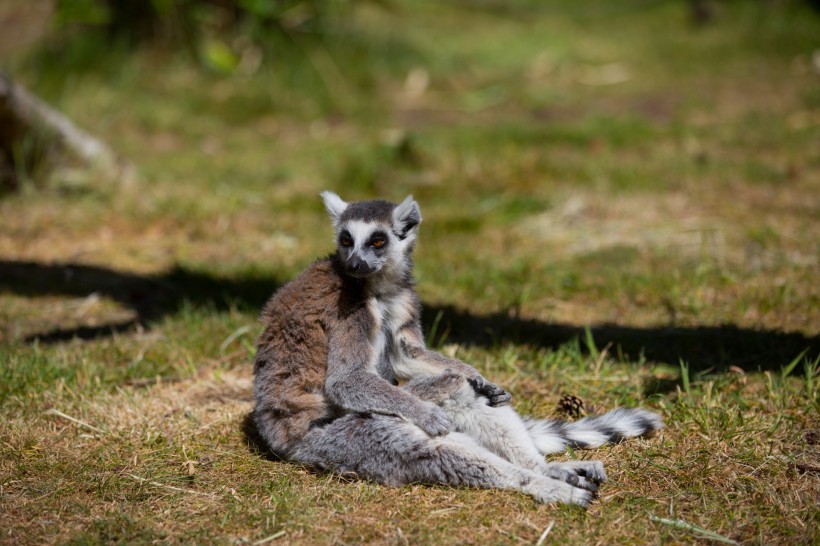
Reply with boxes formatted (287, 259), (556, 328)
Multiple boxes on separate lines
(2, 344), (817, 544)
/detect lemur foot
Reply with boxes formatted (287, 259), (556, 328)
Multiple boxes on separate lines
(544, 460), (607, 492)
(523, 476), (595, 507)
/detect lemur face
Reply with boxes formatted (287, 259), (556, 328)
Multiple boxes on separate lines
(337, 220), (391, 277)
(321, 192), (422, 279)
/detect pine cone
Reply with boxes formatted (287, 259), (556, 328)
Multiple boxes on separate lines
(557, 394), (586, 418)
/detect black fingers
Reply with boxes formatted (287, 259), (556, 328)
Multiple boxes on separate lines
(488, 391), (512, 407)
(467, 377), (512, 407)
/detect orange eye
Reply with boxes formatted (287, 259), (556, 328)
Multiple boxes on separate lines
(340, 236), (353, 247)
(371, 239), (386, 249)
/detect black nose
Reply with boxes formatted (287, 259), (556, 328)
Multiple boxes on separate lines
(346, 256), (374, 277)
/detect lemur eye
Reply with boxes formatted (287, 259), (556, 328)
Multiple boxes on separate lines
(371, 238), (386, 249)
(340, 235), (353, 248)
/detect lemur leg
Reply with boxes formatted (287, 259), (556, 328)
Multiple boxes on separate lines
(402, 373), (606, 490)
(291, 413), (593, 506)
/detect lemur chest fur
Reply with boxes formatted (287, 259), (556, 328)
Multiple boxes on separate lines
(366, 289), (415, 384)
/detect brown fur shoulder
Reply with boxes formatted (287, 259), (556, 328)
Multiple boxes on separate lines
(252, 257), (349, 448)
(261, 258), (336, 320)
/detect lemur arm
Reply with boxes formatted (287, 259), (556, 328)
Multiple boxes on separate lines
(396, 326), (512, 407)
(324, 309), (451, 436)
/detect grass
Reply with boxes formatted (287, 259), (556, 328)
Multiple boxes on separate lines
(1, 0), (819, 544)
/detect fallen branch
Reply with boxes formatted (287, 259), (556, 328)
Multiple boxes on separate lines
(650, 515), (738, 545)
(127, 474), (217, 498)
(535, 520), (555, 546)
(252, 530), (286, 545)
(0, 71), (116, 167)
(0, 71), (130, 186)
(43, 408), (106, 434)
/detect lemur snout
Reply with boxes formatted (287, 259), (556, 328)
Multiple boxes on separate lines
(347, 255), (375, 277)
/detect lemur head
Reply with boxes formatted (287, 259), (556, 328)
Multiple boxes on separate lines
(321, 191), (422, 280)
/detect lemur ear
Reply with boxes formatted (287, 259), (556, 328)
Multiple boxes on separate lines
(392, 195), (422, 239)
(320, 191), (348, 226)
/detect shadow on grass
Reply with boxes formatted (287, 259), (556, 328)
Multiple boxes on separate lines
(241, 411), (287, 463)
(428, 303), (819, 374)
(0, 259), (279, 343)
(2, 259), (817, 380)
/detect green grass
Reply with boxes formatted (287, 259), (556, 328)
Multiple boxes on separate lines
(1, 0), (819, 544)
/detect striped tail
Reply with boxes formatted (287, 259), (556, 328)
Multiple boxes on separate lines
(524, 408), (663, 455)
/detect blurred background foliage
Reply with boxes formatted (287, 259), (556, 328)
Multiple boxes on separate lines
(52, 0), (355, 71)
(31, 0), (820, 112)
(1, 0), (818, 332)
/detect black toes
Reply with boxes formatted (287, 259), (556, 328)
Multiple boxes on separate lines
(489, 393), (512, 406)
(579, 479), (599, 493)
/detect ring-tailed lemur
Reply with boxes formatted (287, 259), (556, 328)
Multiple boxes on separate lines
(252, 192), (663, 506)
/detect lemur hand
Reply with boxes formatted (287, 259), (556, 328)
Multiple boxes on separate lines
(414, 401), (452, 436)
(467, 377), (512, 407)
